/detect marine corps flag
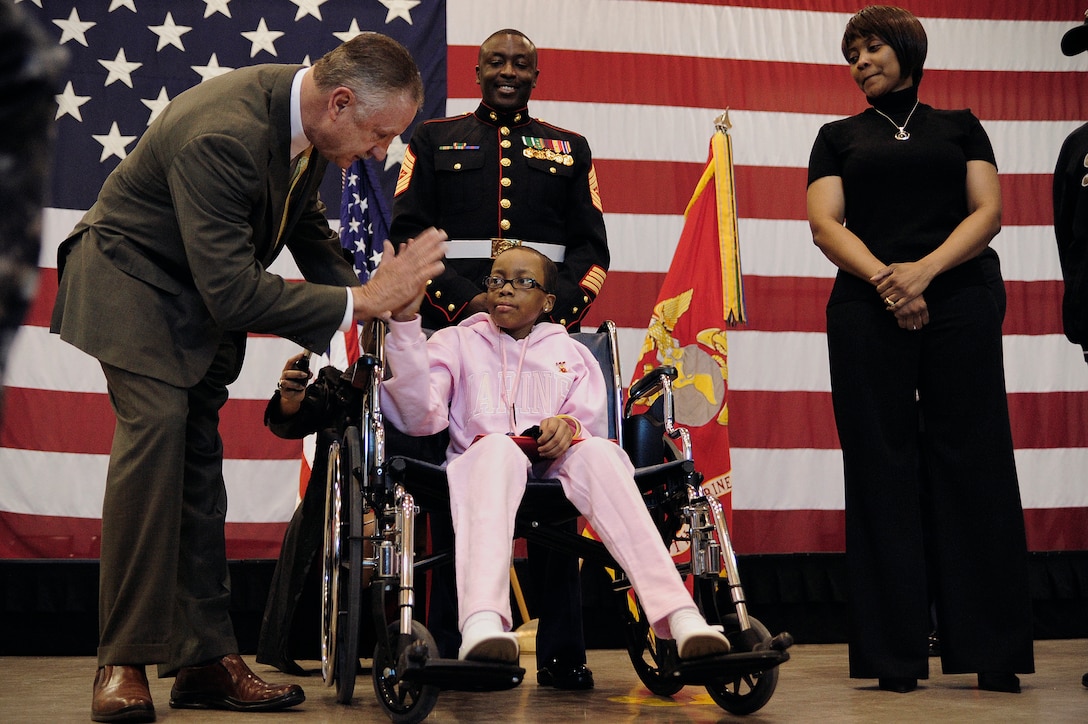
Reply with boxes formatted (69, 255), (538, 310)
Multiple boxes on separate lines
(630, 113), (746, 530)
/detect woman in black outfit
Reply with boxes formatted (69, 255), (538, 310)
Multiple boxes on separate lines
(806, 5), (1033, 694)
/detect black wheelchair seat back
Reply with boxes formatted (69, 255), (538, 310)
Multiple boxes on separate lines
(569, 327), (620, 441)
(623, 397), (667, 468)
(572, 324), (670, 470)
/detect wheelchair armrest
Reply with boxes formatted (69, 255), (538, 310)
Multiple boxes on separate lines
(389, 456), (445, 477)
(632, 459), (699, 495)
(628, 365), (677, 405)
(388, 455), (452, 513)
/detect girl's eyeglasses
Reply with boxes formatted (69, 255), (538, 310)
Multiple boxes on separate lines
(482, 275), (550, 293)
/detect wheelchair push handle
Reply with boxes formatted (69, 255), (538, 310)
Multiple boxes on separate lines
(627, 365), (677, 406)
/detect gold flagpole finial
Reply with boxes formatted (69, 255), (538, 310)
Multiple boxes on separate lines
(714, 109), (732, 133)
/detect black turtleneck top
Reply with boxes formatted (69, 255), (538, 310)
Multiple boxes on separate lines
(807, 86), (997, 303)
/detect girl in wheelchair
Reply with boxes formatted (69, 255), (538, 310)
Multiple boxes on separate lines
(379, 245), (731, 665)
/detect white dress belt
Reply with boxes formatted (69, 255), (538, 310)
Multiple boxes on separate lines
(444, 238), (566, 262)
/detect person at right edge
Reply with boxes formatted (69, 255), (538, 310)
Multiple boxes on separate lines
(389, 29), (608, 689)
(1054, 10), (1088, 692)
(806, 5), (1034, 695)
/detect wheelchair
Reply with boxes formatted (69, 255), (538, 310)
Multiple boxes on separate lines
(319, 320), (792, 723)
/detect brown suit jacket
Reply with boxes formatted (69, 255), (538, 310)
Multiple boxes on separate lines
(52, 64), (358, 387)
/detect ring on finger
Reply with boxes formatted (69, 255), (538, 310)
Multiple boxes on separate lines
(884, 297), (895, 306)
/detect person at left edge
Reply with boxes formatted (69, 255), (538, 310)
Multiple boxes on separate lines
(49, 32), (446, 723)
(0, 1), (66, 421)
(389, 28), (609, 690)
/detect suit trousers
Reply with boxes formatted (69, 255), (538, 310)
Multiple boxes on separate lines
(826, 285), (1034, 679)
(97, 335), (244, 676)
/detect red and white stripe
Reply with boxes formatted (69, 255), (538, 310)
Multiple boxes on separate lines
(4, 0), (1087, 558)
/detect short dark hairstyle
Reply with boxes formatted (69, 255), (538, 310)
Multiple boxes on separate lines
(537, 251), (558, 294)
(841, 5), (928, 88)
(494, 246), (557, 293)
(312, 32), (424, 114)
(478, 28), (537, 67)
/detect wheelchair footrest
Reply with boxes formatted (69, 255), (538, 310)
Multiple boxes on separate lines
(399, 657), (525, 691)
(665, 649), (791, 684)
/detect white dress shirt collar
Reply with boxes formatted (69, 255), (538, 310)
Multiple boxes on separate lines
(289, 67), (309, 159)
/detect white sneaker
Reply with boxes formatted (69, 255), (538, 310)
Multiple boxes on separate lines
(458, 611), (520, 663)
(676, 627), (731, 659)
(459, 633), (520, 663)
(669, 608), (731, 659)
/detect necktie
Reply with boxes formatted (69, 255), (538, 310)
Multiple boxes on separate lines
(275, 145), (314, 245)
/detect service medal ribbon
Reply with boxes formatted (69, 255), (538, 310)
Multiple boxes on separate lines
(522, 137), (575, 164)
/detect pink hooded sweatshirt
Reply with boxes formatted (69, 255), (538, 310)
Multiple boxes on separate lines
(381, 312), (606, 462)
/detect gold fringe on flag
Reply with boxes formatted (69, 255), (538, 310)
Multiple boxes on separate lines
(685, 111), (747, 326)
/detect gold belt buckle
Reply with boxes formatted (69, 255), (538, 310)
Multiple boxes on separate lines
(490, 237), (522, 258)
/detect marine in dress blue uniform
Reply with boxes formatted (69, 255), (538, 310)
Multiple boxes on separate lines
(390, 49), (607, 331)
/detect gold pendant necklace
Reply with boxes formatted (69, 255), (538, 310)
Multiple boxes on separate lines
(873, 100), (919, 141)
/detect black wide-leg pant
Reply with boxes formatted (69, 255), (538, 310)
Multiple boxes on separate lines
(826, 284), (1034, 679)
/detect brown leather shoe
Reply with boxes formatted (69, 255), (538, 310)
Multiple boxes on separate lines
(169, 654), (305, 711)
(91, 665), (155, 723)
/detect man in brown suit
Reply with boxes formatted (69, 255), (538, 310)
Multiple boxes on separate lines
(50, 32), (445, 722)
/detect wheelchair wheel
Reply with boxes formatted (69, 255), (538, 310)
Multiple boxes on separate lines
(322, 431), (367, 703)
(620, 590), (685, 696)
(704, 614), (779, 716)
(372, 620), (440, 724)
(320, 440), (343, 687)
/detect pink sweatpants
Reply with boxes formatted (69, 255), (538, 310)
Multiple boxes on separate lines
(446, 433), (695, 638)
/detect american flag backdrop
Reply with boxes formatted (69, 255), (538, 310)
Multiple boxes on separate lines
(3, 0), (1088, 559)
(327, 157), (392, 369)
